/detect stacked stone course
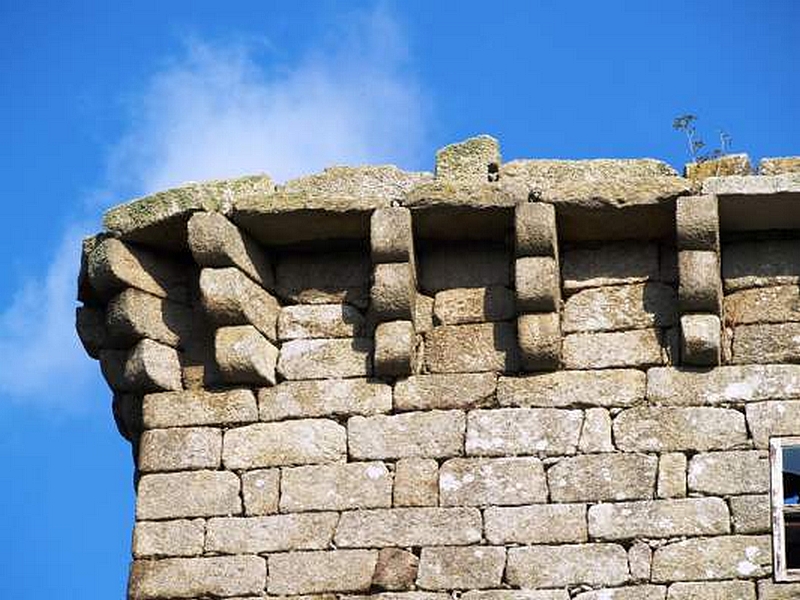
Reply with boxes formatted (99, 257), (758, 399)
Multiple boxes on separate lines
(76, 136), (800, 599)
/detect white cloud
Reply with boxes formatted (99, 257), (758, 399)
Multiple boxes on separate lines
(0, 6), (427, 409)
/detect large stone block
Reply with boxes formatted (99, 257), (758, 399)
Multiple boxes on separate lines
(373, 547), (419, 591)
(142, 388), (257, 428)
(517, 313), (561, 371)
(613, 406), (748, 452)
(278, 303), (365, 340)
(259, 379), (391, 420)
(223, 420), (346, 468)
(687, 450), (769, 495)
(425, 322), (518, 373)
(371, 207), (413, 263)
(563, 329), (666, 369)
(515, 202), (557, 257)
(138, 427), (222, 472)
(241, 469), (279, 515)
(515, 256), (560, 312)
(667, 581), (754, 600)
(686, 154), (751, 179)
(278, 338), (373, 380)
(678, 250), (721, 313)
(393, 458), (438, 507)
(439, 457), (547, 506)
(732, 322), (800, 364)
(416, 546), (505, 590)
(374, 320), (415, 378)
(125, 338), (183, 392)
(562, 242), (659, 292)
(215, 325), (278, 385)
(76, 306), (106, 358)
(466, 408), (582, 456)
(562, 283), (676, 333)
(394, 373), (497, 411)
(484, 504), (587, 544)
(463, 592), (569, 600)
(128, 556), (266, 599)
(136, 470), (241, 519)
(280, 462), (392, 511)
(758, 581), (800, 599)
(730, 494), (770, 534)
(681, 314), (721, 366)
(334, 507), (482, 547)
(267, 550), (378, 595)
(722, 239), (800, 292)
(547, 453), (657, 502)
(106, 288), (192, 348)
(132, 519), (205, 558)
(372, 262), (416, 321)
(725, 285), (800, 325)
(348, 411), (465, 459)
(506, 544), (629, 588)
(588, 497), (730, 540)
(676, 195), (719, 252)
(574, 586), (665, 600)
(435, 135), (500, 182)
(651, 535), (771, 582)
(418, 243), (511, 293)
(205, 513), (338, 553)
(275, 249), (371, 308)
(760, 156), (800, 175)
(498, 369), (645, 408)
(745, 400), (800, 447)
(433, 286), (515, 325)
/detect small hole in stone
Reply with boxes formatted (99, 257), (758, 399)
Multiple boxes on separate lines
(487, 162), (499, 182)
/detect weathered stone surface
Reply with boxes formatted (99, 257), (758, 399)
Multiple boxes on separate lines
(414, 293), (434, 333)
(278, 338), (373, 380)
(371, 207), (413, 263)
(375, 320), (415, 378)
(278, 303), (364, 340)
(676, 194), (719, 251)
(498, 369), (645, 408)
(348, 411), (465, 459)
(686, 154), (752, 180)
(394, 373), (496, 411)
(78, 233), (108, 303)
(678, 250), (721, 313)
(128, 555), (266, 599)
(138, 427), (221, 472)
(757, 581), (800, 599)
(629, 542), (653, 582)
(722, 239), (800, 292)
(106, 288), (192, 348)
(588, 497), (730, 540)
(205, 513), (338, 553)
(348, 594), (449, 600)
(280, 462), (392, 511)
(439, 457), (546, 506)
(275, 249), (371, 307)
(113, 393), (142, 442)
(733, 322), (800, 364)
(578, 407), (613, 452)
(267, 550), (378, 595)
(393, 458), (438, 506)
(132, 519), (205, 557)
(418, 243), (511, 293)
(760, 156), (800, 175)
(515, 202), (557, 257)
(200, 267), (280, 340)
(435, 135), (500, 182)
(517, 313), (561, 371)
(562, 242), (659, 292)
(484, 504), (587, 544)
(372, 262), (416, 321)
(462, 592), (569, 600)
(143, 388), (257, 428)
(703, 172), (800, 195)
(433, 287), (515, 325)
(506, 543), (630, 588)
(425, 322), (518, 373)
(725, 285), (800, 325)
(76, 306), (106, 358)
(188, 212), (273, 287)
(651, 535), (771, 582)
(613, 406), (748, 451)
(563, 329), (666, 369)
(574, 587), (665, 600)
(562, 283), (676, 333)
(466, 408), (583, 456)
(730, 494), (770, 533)
(667, 581), (755, 600)
(515, 256), (560, 312)
(417, 546), (505, 590)
(223, 420), (346, 468)
(215, 325), (278, 385)
(334, 507), (482, 547)
(548, 453), (657, 502)
(125, 338), (183, 392)
(746, 400), (800, 447)
(373, 548), (418, 591)
(687, 450), (769, 495)
(241, 468), (279, 515)
(260, 379), (391, 420)
(136, 470), (241, 519)
(681, 314), (721, 366)
(657, 453), (687, 498)
(99, 349), (129, 391)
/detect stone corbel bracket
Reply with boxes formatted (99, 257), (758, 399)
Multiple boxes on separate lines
(676, 194), (722, 366)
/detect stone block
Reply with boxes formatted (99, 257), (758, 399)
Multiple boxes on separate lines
(730, 495), (770, 533)
(563, 283), (677, 333)
(267, 550), (378, 595)
(733, 322), (800, 364)
(562, 242), (659, 292)
(375, 320), (415, 378)
(686, 153), (751, 179)
(348, 592), (448, 600)
(515, 202), (557, 257)
(348, 411), (465, 459)
(425, 322), (518, 373)
(563, 328), (666, 369)
(99, 349), (129, 391)
(188, 211), (273, 287)
(142, 389), (257, 428)
(75, 306), (106, 358)
(136, 470), (241, 519)
(657, 452), (687, 498)
(651, 535), (771, 582)
(199, 267), (280, 341)
(393, 458), (438, 506)
(372, 262), (415, 321)
(132, 519), (205, 558)
(676, 194), (719, 251)
(223, 420), (346, 468)
(746, 400), (800, 447)
(484, 504), (587, 544)
(668, 581), (755, 600)
(613, 406), (748, 452)
(215, 325), (278, 385)
(394, 373), (496, 411)
(371, 207), (413, 263)
(334, 507), (482, 547)
(205, 513), (338, 553)
(628, 542), (653, 582)
(433, 286), (515, 325)
(106, 288), (192, 348)
(414, 293), (434, 333)
(463, 592), (569, 600)
(498, 369), (645, 408)
(418, 243), (511, 293)
(724, 285), (800, 325)
(373, 548), (418, 591)
(588, 497), (730, 540)
(722, 239), (800, 292)
(260, 379), (391, 420)
(439, 457), (547, 506)
(241, 469), (279, 515)
(278, 338), (373, 380)
(78, 233), (107, 304)
(515, 256), (560, 312)
(125, 338), (183, 392)
(435, 135), (500, 182)
(417, 546), (505, 590)
(678, 250), (721, 313)
(113, 393), (143, 442)
(466, 408), (582, 456)
(660, 243), (679, 284)
(575, 586), (665, 600)
(681, 314), (720, 366)
(760, 156), (800, 175)
(138, 427), (221, 472)
(517, 312), (561, 371)
(578, 407), (613, 452)
(278, 303), (365, 340)
(280, 462), (392, 511)
(547, 453), (657, 502)
(687, 450), (769, 495)
(758, 581), (800, 599)
(128, 556), (266, 599)
(506, 544), (629, 588)
(275, 249), (371, 308)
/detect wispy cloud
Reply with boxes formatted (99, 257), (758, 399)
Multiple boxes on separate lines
(0, 6), (428, 410)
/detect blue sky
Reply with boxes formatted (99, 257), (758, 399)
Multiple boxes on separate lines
(0, 1), (798, 597)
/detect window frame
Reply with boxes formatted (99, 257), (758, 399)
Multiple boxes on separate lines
(770, 435), (800, 582)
